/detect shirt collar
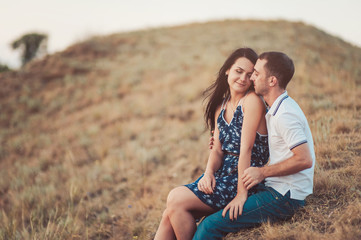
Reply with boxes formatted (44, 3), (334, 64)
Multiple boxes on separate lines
(267, 91), (289, 116)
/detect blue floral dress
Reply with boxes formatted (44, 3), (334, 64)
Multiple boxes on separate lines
(185, 98), (269, 210)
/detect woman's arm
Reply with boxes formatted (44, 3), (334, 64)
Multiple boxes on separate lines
(198, 106), (224, 194)
(237, 93), (265, 193)
(222, 93), (266, 219)
(204, 110), (224, 174)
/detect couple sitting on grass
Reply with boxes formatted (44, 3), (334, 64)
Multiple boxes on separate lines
(155, 48), (315, 240)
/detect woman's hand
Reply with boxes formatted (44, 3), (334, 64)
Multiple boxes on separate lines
(197, 172), (216, 194)
(222, 193), (247, 220)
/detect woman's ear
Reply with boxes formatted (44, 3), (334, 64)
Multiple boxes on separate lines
(225, 69), (229, 76)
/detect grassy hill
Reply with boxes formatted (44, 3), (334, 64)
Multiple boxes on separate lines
(0, 19), (361, 239)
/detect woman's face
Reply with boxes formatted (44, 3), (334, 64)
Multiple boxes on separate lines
(226, 57), (254, 95)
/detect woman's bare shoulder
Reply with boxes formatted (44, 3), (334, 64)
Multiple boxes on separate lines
(244, 91), (265, 109)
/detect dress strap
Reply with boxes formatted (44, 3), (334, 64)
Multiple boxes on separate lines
(221, 96), (230, 110)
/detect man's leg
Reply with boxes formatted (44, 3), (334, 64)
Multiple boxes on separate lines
(193, 185), (304, 240)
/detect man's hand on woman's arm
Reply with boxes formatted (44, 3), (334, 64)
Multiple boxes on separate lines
(242, 143), (313, 190)
(209, 130), (214, 149)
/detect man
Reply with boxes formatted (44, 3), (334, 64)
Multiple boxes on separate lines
(193, 51), (315, 239)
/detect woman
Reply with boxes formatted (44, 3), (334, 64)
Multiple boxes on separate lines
(154, 48), (269, 240)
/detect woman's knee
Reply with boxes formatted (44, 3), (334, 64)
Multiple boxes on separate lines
(167, 186), (197, 213)
(166, 187), (184, 208)
(161, 208), (171, 220)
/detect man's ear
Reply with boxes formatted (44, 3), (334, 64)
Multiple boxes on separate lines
(269, 76), (278, 87)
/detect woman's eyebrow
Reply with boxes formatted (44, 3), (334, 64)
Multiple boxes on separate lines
(236, 66), (247, 71)
(236, 66), (253, 73)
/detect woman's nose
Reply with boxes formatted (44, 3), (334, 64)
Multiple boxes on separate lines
(250, 73), (255, 82)
(240, 73), (247, 81)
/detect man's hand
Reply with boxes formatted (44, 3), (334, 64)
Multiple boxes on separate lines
(198, 172), (216, 194)
(241, 167), (265, 190)
(222, 194), (247, 220)
(209, 130), (214, 149)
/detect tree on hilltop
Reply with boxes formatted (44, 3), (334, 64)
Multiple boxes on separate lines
(0, 63), (10, 72)
(11, 33), (48, 66)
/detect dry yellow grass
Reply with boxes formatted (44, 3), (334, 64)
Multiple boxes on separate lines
(0, 20), (360, 239)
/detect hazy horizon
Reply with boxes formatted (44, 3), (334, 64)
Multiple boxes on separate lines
(1, 0), (361, 68)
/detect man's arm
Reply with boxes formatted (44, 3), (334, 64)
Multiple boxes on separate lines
(241, 143), (313, 190)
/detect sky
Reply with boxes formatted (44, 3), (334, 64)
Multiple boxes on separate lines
(1, 0), (361, 68)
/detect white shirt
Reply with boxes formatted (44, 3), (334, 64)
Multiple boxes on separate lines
(265, 91), (315, 200)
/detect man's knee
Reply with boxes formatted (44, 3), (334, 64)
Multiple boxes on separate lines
(193, 218), (212, 240)
(193, 211), (226, 240)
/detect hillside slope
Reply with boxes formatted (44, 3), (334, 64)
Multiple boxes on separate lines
(0, 20), (361, 239)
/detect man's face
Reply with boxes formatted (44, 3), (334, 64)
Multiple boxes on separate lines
(251, 59), (269, 96)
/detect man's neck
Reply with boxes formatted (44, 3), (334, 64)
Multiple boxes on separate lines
(263, 88), (286, 107)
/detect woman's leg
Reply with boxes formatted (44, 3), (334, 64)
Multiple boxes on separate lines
(169, 186), (215, 240)
(154, 186), (215, 240)
(154, 208), (176, 240)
